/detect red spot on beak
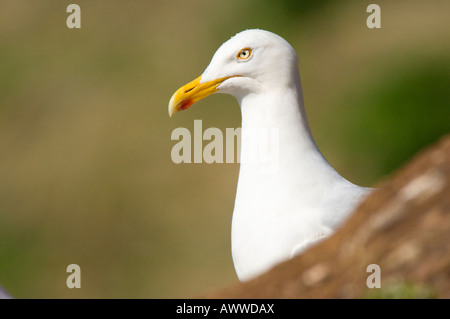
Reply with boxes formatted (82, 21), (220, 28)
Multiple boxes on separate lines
(179, 99), (194, 111)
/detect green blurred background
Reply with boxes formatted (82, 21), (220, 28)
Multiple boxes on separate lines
(0, 0), (448, 298)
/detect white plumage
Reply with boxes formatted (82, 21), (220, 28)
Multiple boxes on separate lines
(169, 29), (372, 281)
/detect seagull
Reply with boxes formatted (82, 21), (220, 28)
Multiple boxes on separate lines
(168, 29), (372, 281)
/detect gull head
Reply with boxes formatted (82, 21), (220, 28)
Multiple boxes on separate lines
(168, 29), (299, 117)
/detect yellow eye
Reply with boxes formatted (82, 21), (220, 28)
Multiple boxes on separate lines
(237, 48), (252, 60)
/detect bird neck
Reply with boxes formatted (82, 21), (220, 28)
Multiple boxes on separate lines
(238, 79), (330, 176)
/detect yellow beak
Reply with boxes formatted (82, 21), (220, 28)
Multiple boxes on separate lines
(168, 75), (238, 117)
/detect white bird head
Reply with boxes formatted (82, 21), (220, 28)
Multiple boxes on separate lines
(168, 29), (299, 117)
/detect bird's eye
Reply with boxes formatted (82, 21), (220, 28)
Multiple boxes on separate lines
(237, 48), (252, 60)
